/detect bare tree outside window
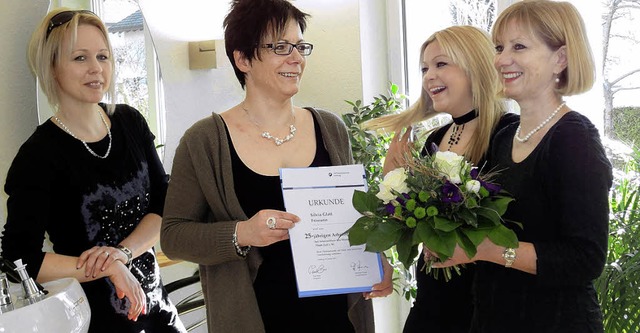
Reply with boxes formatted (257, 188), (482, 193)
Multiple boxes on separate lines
(450, 0), (496, 31)
(602, 0), (640, 141)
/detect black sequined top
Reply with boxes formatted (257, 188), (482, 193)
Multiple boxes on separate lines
(2, 104), (185, 333)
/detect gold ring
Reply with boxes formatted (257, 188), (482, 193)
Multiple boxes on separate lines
(266, 217), (277, 230)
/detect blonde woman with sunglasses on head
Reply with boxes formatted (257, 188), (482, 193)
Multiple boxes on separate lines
(1, 9), (185, 333)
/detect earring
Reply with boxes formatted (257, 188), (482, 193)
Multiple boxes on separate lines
(554, 74), (560, 84)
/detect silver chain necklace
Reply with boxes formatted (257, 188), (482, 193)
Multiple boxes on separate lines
(515, 102), (566, 143)
(242, 102), (297, 146)
(53, 108), (112, 159)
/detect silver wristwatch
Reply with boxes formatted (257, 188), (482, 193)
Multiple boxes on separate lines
(502, 248), (517, 268)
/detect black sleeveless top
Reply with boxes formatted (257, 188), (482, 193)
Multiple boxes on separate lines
(224, 111), (355, 333)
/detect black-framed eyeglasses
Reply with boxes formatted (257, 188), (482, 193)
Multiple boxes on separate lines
(46, 10), (96, 40)
(261, 42), (314, 56)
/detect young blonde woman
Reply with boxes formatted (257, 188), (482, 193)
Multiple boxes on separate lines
(367, 25), (517, 333)
(1, 8), (185, 333)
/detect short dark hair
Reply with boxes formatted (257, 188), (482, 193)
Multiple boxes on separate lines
(223, 0), (310, 89)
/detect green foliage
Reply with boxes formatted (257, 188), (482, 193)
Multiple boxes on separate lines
(342, 83), (406, 192)
(613, 106), (640, 147)
(347, 155), (517, 273)
(595, 146), (640, 333)
(342, 83), (417, 300)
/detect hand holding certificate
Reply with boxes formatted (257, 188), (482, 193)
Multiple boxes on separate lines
(280, 164), (383, 297)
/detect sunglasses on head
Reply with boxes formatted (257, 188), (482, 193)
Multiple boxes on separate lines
(46, 10), (96, 40)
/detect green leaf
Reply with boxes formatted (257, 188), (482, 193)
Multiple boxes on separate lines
(396, 230), (419, 269)
(481, 196), (515, 216)
(364, 221), (404, 252)
(475, 206), (501, 225)
(458, 208), (478, 227)
(487, 224), (519, 248)
(417, 222), (456, 261)
(456, 230), (477, 259)
(352, 190), (380, 214)
(346, 216), (376, 245)
(461, 228), (488, 247)
(390, 83), (399, 95)
(434, 216), (462, 232)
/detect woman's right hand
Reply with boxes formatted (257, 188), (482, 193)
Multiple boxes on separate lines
(106, 262), (147, 321)
(236, 209), (300, 247)
(383, 126), (414, 175)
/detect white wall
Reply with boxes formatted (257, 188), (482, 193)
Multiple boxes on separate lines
(0, 0), (50, 249)
(139, 0), (389, 173)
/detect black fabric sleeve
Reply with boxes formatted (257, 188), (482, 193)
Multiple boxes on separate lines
(535, 117), (613, 285)
(2, 133), (52, 279)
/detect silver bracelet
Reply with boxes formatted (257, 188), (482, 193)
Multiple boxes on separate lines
(232, 222), (251, 257)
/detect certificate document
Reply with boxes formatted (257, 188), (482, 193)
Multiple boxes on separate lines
(280, 164), (383, 298)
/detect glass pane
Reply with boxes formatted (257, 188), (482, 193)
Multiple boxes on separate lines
(103, 0), (150, 119)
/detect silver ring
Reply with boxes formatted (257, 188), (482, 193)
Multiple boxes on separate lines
(104, 251), (110, 257)
(266, 217), (277, 230)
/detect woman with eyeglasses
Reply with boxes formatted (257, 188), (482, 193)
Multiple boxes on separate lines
(160, 0), (392, 332)
(1, 8), (185, 333)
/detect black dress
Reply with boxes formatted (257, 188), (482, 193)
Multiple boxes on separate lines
(2, 104), (185, 333)
(470, 111), (611, 333)
(403, 113), (519, 333)
(227, 112), (355, 333)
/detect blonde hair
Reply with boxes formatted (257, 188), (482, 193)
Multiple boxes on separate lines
(28, 8), (116, 114)
(491, 0), (594, 96)
(367, 26), (506, 164)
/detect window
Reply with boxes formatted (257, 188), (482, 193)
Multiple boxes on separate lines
(99, 0), (165, 156)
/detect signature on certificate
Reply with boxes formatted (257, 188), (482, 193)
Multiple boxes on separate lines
(350, 260), (369, 272)
(308, 265), (328, 275)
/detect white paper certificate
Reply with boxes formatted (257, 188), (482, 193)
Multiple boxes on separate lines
(280, 164), (383, 298)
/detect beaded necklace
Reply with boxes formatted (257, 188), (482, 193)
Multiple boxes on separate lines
(447, 109), (478, 151)
(242, 102), (297, 146)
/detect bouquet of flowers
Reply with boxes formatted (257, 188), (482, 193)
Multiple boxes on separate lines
(346, 146), (519, 280)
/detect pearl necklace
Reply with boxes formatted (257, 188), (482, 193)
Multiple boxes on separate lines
(515, 102), (566, 143)
(53, 108), (112, 159)
(242, 103), (297, 146)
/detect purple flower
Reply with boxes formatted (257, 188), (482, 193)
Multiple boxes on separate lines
(385, 203), (395, 214)
(470, 168), (479, 179)
(481, 181), (501, 195)
(441, 181), (462, 203)
(396, 193), (410, 205)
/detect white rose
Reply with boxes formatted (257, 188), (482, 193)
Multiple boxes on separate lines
(376, 184), (396, 204)
(376, 168), (410, 203)
(434, 151), (466, 184)
(465, 180), (481, 193)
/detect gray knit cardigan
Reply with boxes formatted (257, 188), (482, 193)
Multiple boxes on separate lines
(161, 108), (375, 332)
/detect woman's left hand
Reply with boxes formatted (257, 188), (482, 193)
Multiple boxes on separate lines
(364, 256), (394, 299)
(77, 245), (128, 278)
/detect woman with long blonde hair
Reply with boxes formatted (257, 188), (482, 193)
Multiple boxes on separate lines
(368, 25), (517, 332)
